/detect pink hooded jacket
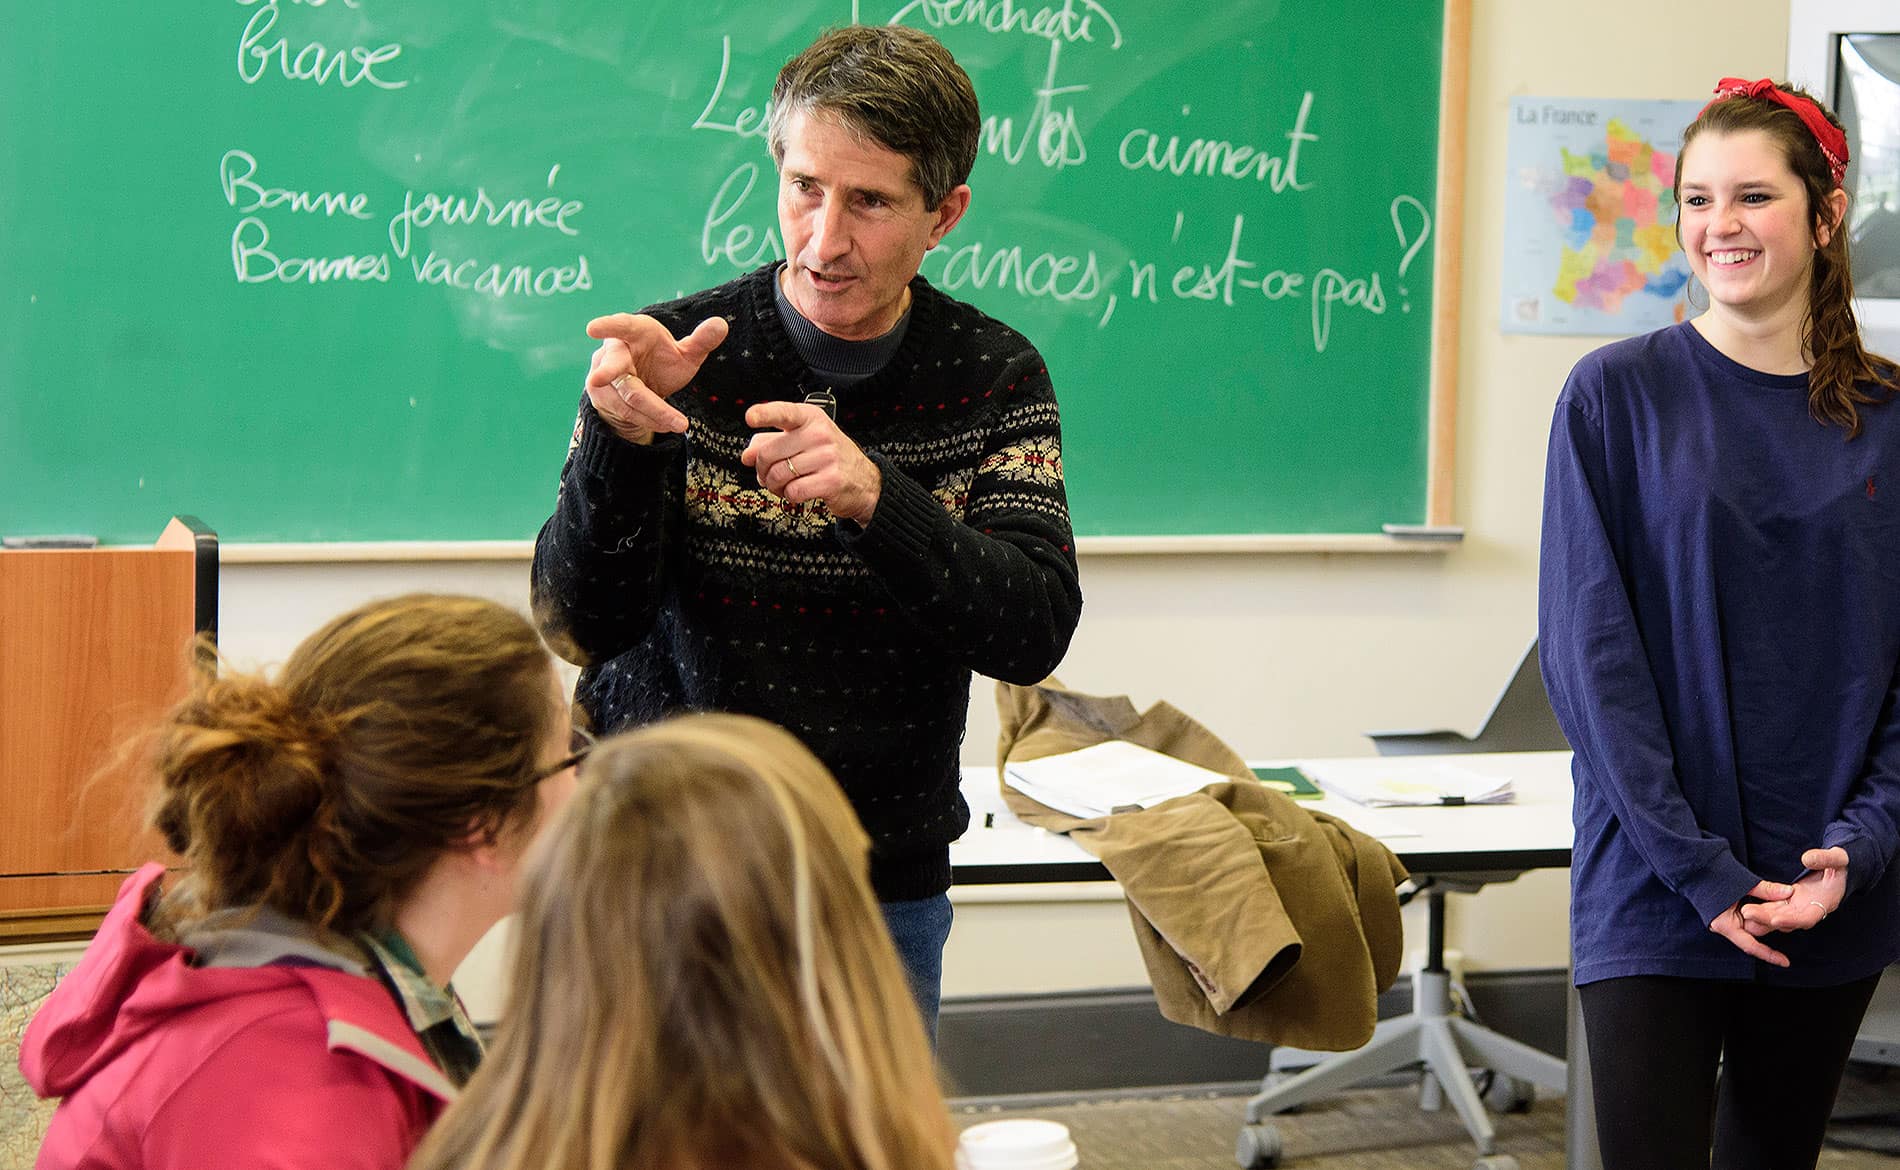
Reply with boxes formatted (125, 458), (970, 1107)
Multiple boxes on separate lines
(20, 865), (454, 1169)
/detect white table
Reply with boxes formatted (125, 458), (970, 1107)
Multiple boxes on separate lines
(950, 750), (1582, 1170)
(953, 750), (1574, 881)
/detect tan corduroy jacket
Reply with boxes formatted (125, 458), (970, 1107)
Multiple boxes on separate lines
(996, 681), (1408, 1051)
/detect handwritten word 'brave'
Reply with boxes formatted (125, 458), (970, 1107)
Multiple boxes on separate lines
(235, 0), (407, 90)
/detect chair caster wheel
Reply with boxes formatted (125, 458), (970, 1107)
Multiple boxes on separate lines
(1235, 1121), (1283, 1168)
(1472, 1156), (1520, 1170)
(1482, 1074), (1535, 1113)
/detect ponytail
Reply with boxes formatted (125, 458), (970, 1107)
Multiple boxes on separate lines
(1806, 217), (1899, 438)
(150, 665), (352, 927)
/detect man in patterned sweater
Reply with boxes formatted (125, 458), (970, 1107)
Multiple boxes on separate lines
(530, 25), (1082, 1029)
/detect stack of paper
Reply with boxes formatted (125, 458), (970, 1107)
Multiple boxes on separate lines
(1003, 740), (1233, 819)
(1313, 762), (1515, 807)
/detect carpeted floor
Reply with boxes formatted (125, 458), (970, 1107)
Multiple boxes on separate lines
(1, 963), (69, 1170)
(956, 1084), (1563, 1169)
(9, 956), (1900, 1170)
(953, 1069), (1900, 1169)
(1830, 1063), (1900, 1159)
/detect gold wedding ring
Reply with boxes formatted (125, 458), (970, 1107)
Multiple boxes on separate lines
(786, 457), (800, 478)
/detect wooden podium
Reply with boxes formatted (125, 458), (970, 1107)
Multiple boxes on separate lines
(0, 517), (217, 942)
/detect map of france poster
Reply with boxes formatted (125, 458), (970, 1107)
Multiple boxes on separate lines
(1502, 97), (1703, 335)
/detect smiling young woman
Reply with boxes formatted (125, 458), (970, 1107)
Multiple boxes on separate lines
(1674, 80), (1892, 430)
(1539, 80), (1900, 1170)
(1678, 127), (1841, 349)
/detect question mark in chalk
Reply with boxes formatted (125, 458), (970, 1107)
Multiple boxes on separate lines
(1390, 195), (1432, 312)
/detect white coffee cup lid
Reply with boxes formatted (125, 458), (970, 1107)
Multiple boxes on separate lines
(956, 1119), (1078, 1170)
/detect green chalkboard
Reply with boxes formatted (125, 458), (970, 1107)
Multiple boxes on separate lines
(2, 1), (1454, 545)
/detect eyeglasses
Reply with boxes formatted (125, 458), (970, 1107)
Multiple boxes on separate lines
(535, 726), (596, 781)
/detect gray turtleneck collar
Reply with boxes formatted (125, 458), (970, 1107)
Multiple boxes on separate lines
(773, 264), (911, 388)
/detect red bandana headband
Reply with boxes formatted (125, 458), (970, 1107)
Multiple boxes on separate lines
(1701, 77), (1850, 188)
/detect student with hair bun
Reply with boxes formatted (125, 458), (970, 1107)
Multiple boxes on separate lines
(22, 593), (583, 1170)
(407, 713), (958, 1170)
(1541, 78), (1900, 1169)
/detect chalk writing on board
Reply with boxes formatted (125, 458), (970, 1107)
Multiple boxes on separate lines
(1117, 92), (1317, 190)
(702, 164), (785, 269)
(692, 37), (772, 141)
(979, 41), (1089, 169)
(210, 0), (1433, 350)
(4, 0), (1455, 545)
(668, 6), (1432, 353)
(218, 143), (596, 299)
(688, 29), (1093, 175)
(219, 0), (594, 303)
(936, 237), (1108, 303)
(407, 253), (594, 297)
(695, 28), (1096, 174)
(231, 218), (392, 284)
(1389, 194), (1434, 313)
(693, 151), (1418, 351)
(220, 150), (373, 220)
(234, 0), (408, 90)
(385, 186), (587, 261)
(890, 0), (1125, 49)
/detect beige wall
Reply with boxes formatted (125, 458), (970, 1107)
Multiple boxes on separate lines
(211, 0), (1793, 1005)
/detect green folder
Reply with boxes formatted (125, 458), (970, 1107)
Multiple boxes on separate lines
(1251, 765), (1323, 800)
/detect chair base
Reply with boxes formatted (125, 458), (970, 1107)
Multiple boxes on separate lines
(1242, 969), (1566, 1157)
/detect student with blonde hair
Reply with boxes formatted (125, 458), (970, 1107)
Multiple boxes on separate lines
(23, 594), (583, 1170)
(408, 713), (958, 1170)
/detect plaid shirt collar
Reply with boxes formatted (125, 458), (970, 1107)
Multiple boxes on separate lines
(359, 929), (485, 1083)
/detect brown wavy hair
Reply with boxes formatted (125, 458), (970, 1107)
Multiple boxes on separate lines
(768, 25), (980, 211)
(149, 593), (557, 936)
(409, 713), (957, 1170)
(1677, 83), (1900, 436)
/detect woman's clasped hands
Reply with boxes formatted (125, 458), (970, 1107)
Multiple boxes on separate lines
(1708, 846), (1849, 967)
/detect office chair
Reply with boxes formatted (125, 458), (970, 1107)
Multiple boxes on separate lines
(1235, 640), (1569, 1170)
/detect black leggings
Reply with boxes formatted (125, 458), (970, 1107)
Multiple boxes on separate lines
(1577, 974), (1880, 1170)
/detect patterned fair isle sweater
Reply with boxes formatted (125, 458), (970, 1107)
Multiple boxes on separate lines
(532, 264), (1083, 900)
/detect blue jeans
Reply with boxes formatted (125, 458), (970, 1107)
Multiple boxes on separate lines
(879, 892), (953, 1041)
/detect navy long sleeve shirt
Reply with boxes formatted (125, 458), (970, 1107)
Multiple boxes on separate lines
(1540, 321), (1900, 987)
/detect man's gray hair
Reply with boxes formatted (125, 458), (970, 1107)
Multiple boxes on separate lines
(768, 25), (980, 210)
